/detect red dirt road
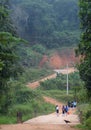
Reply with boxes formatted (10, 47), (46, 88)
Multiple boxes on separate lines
(0, 68), (80, 130)
(27, 68), (76, 89)
(0, 97), (79, 130)
(0, 96), (80, 130)
(27, 73), (56, 89)
(0, 124), (79, 130)
(0, 97), (80, 130)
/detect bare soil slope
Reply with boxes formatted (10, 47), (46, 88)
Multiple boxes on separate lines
(39, 49), (79, 69)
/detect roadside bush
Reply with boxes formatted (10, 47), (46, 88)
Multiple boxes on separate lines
(0, 115), (16, 124)
(8, 104), (33, 116)
(40, 89), (74, 103)
(77, 87), (88, 103)
(77, 104), (91, 124)
(2, 98), (54, 124)
(19, 68), (53, 83)
(40, 76), (67, 90)
(86, 110), (91, 120)
(85, 117), (91, 130)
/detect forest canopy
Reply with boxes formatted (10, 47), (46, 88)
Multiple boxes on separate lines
(10, 0), (80, 48)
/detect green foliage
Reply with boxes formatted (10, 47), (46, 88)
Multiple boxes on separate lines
(10, 0), (80, 48)
(0, 1), (16, 35)
(39, 72), (82, 91)
(85, 117), (91, 130)
(6, 81), (42, 105)
(39, 72), (87, 102)
(16, 44), (43, 67)
(40, 75), (65, 90)
(0, 32), (26, 113)
(19, 68), (53, 83)
(0, 76), (55, 124)
(76, 0), (91, 98)
(77, 87), (88, 103)
(39, 89), (74, 103)
(0, 115), (16, 124)
(32, 44), (46, 54)
(78, 104), (91, 129)
(0, 100), (54, 124)
(0, 0), (27, 113)
(85, 110), (91, 120)
(0, 96), (54, 123)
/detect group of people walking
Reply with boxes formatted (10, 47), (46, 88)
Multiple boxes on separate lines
(62, 105), (69, 115)
(55, 104), (69, 116)
(55, 101), (77, 116)
(68, 101), (77, 108)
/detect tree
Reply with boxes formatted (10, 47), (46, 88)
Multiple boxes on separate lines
(0, 0), (25, 113)
(10, 0), (79, 48)
(76, 0), (91, 98)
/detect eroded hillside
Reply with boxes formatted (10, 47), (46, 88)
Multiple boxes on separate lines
(39, 48), (78, 69)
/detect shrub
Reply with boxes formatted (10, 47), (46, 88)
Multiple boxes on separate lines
(86, 110), (91, 120)
(85, 117), (91, 130)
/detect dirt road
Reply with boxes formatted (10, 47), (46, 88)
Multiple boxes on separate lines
(0, 110), (80, 130)
(24, 96), (79, 125)
(27, 67), (76, 89)
(0, 124), (79, 130)
(0, 108), (80, 130)
(0, 69), (80, 130)
(0, 96), (80, 130)
(27, 73), (56, 89)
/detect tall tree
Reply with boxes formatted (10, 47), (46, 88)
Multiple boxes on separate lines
(0, 0), (24, 113)
(10, 0), (79, 48)
(76, 0), (91, 98)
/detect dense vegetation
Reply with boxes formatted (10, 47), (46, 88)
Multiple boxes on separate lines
(0, 0), (24, 113)
(0, 0), (54, 123)
(75, 1), (91, 129)
(1, 0), (91, 128)
(8, 0), (81, 69)
(10, 0), (80, 48)
(39, 72), (85, 101)
(76, 0), (91, 98)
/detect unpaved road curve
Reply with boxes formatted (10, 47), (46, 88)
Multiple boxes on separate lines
(27, 73), (56, 89)
(27, 67), (76, 89)
(0, 69), (80, 130)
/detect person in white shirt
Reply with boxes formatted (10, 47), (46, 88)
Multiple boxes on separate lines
(55, 105), (59, 116)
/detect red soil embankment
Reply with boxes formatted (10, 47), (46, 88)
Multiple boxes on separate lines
(39, 49), (78, 69)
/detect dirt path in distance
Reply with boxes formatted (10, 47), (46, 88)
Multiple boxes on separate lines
(0, 68), (80, 130)
(27, 67), (76, 89)
(27, 73), (56, 89)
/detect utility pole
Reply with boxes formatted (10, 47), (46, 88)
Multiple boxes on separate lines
(67, 63), (69, 95)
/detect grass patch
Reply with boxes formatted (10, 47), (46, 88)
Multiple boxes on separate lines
(39, 89), (74, 103)
(0, 100), (54, 124)
(75, 124), (87, 130)
(0, 115), (16, 124)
